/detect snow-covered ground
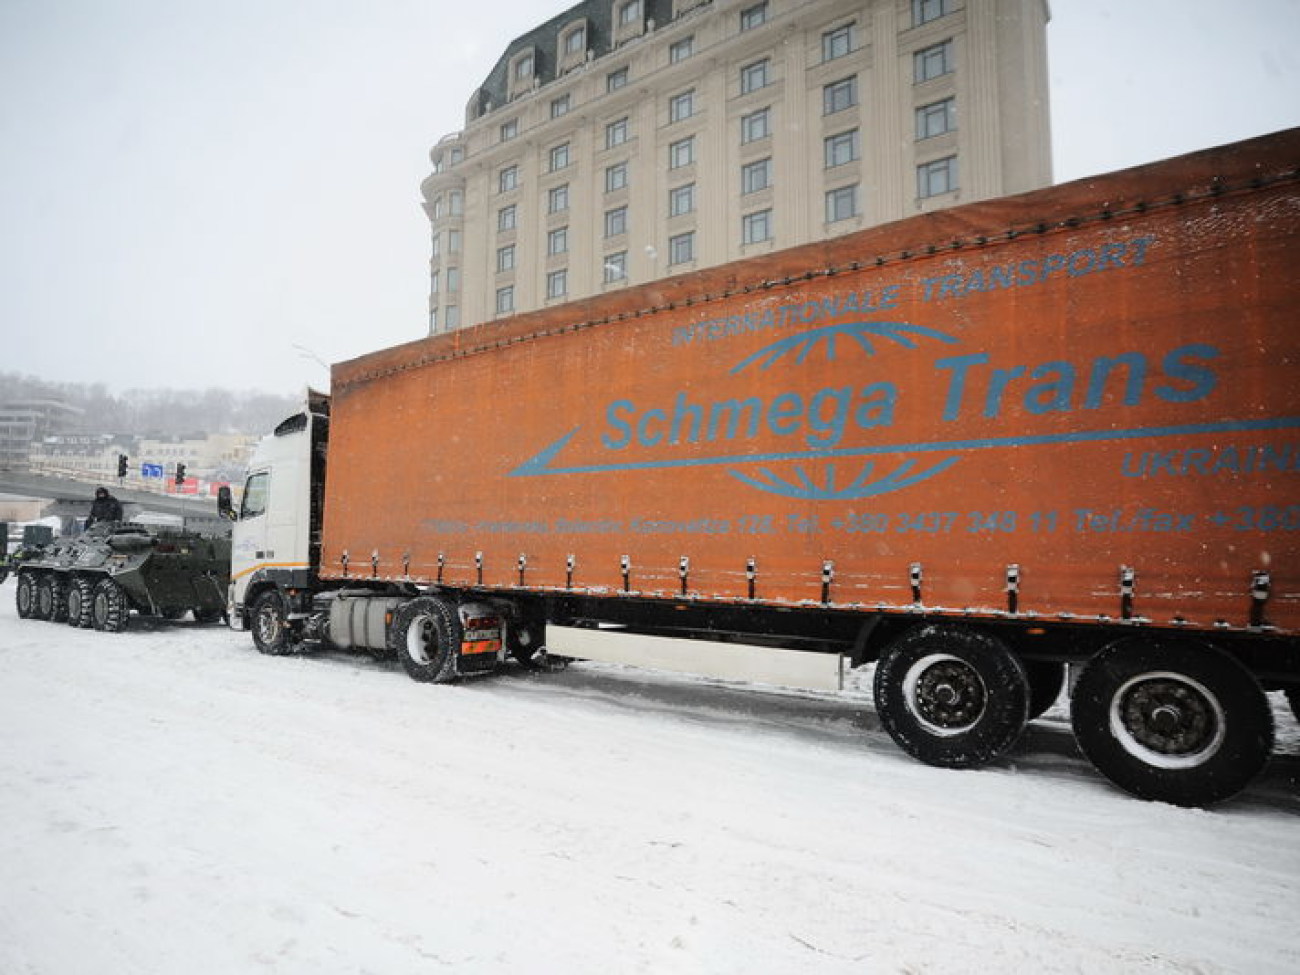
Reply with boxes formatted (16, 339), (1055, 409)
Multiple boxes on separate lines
(1, 578), (1297, 974)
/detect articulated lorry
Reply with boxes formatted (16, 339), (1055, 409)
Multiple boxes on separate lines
(225, 129), (1300, 806)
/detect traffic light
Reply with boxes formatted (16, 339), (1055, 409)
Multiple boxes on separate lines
(175, 463), (187, 486)
(117, 453), (128, 478)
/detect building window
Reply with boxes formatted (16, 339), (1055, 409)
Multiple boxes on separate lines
(514, 53), (534, 81)
(740, 59), (770, 94)
(823, 23), (854, 62)
(918, 156), (959, 197)
(563, 26), (586, 55)
(825, 184), (858, 223)
(548, 184), (570, 214)
(446, 267), (461, 292)
(431, 232), (441, 257)
(604, 251), (627, 282)
(548, 226), (569, 255)
(448, 190), (463, 215)
(618, 0), (641, 27)
(741, 107), (770, 143)
(604, 206), (628, 238)
(669, 136), (695, 169)
(497, 244), (516, 273)
(916, 98), (956, 139)
(741, 157), (772, 194)
(914, 40), (953, 83)
(499, 165), (519, 193)
(742, 209), (772, 244)
(669, 231), (695, 265)
(605, 161), (629, 192)
(429, 308), (438, 332)
(669, 183), (695, 217)
(448, 229), (462, 253)
(496, 285), (515, 314)
(498, 205), (516, 232)
(446, 305), (460, 329)
(913, 0), (950, 27)
(607, 66), (629, 92)
(670, 36), (694, 63)
(606, 116), (629, 149)
(669, 89), (694, 123)
(430, 270), (440, 293)
(739, 2), (767, 31)
(824, 129), (859, 168)
(549, 142), (571, 171)
(551, 94), (572, 118)
(500, 118), (519, 141)
(824, 76), (858, 115)
(547, 269), (568, 299)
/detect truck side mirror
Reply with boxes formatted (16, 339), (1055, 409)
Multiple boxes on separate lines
(217, 485), (236, 521)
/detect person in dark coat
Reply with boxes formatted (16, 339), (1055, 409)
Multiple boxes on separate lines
(86, 487), (124, 527)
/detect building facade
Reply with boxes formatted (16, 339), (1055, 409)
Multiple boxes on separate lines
(421, 0), (1051, 333)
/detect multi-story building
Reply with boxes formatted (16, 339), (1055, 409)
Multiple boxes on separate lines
(421, 0), (1051, 333)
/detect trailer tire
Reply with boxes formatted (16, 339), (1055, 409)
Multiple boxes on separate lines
(390, 596), (460, 683)
(1071, 638), (1274, 806)
(1024, 659), (1067, 721)
(15, 570), (37, 619)
(66, 576), (95, 628)
(91, 578), (130, 632)
(873, 624), (1030, 769)
(250, 590), (294, 655)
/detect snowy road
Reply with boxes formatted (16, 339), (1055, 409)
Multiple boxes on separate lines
(1, 579), (1297, 974)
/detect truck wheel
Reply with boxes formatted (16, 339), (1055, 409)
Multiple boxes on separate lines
(1071, 639), (1274, 806)
(91, 578), (130, 632)
(250, 591), (294, 655)
(15, 570), (37, 619)
(390, 596), (460, 683)
(1024, 659), (1067, 721)
(872, 624), (1030, 768)
(66, 576), (95, 628)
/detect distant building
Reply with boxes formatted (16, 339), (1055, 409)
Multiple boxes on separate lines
(0, 399), (85, 470)
(421, 0), (1052, 332)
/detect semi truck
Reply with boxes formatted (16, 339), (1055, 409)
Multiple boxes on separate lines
(224, 129), (1300, 806)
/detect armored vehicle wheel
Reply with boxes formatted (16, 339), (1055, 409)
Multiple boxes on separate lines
(65, 576), (95, 628)
(1072, 638), (1273, 806)
(15, 570), (37, 619)
(37, 574), (69, 623)
(873, 624), (1030, 769)
(91, 578), (130, 633)
(250, 590), (294, 655)
(389, 596), (460, 683)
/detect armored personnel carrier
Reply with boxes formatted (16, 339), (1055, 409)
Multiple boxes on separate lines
(14, 522), (231, 632)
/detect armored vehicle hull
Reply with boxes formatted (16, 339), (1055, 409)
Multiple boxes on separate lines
(15, 523), (231, 632)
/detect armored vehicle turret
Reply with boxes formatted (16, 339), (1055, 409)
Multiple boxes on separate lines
(15, 522), (231, 632)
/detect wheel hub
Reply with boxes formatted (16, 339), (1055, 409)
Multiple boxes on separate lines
(1110, 672), (1226, 769)
(904, 655), (987, 735)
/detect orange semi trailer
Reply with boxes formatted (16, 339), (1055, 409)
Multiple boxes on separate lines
(225, 130), (1300, 806)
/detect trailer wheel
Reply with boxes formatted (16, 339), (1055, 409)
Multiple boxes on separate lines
(390, 596), (460, 683)
(66, 576), (95, 628)
(1024, 659), (1067, 721)
(873, 625), (1030, 768)
(250, 590), (294, 655)
(15, 570), (37, 619)
(91, 578), (130, 632)
(1071, 639), (1274, 806)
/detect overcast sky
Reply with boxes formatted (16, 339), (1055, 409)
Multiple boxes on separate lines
(2, 0), (1297, 397)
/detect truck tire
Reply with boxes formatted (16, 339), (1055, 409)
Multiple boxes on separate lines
(15, 570), (37, 619)
(1071, 638), (1274, 806)
(91, 578), (130, 632)
(872, 624), (1030, 768)
(1024, 659), (1067, 721)
(390, 596), (460, 683)
(66, 576), (95, 628)
(250, 590), (294, 655)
